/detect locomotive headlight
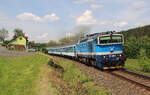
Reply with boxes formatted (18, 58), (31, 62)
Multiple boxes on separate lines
(112, 55), (115, 57)
(119, 54), (122, 57)
(103, 56), (106, 58)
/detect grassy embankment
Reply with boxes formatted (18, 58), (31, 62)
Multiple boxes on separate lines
(52, 56), (110, 95)
(0, 52), (110, 95)
(124, 59), (150, 75)
(0, 53), (58, 95)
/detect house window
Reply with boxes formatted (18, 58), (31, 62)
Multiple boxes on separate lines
(20, 38), (22, 40)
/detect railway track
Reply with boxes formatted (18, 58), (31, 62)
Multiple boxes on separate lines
(120, 69), (150, 79)
(107, 69), (150, 91)
(53, 55), (150, 91)
(51, 55), (150, 95)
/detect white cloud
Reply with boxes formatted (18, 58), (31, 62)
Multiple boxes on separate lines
(76, 10), (128, 27)
(76, 10), (97, 25)
(17, 12), (42, 22)
(133, 1), (146, 10)
(66, 32), (75, 37)
(91, 4), (104, 9)
(98, 21), (128, 27)
(17, 12), (60, 22)
(44, 14), (60, 22)
(36, 33), (49, 40)
(75, 0), (96, 3)
(113, 21), (128, 27)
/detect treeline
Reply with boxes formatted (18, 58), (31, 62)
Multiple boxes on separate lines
(44, 25), (150, 59)
(28, 31), (86, 51)
(121, 25), (150, 58)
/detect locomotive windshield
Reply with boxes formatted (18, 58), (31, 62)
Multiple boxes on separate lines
(99, 35), (123, 44)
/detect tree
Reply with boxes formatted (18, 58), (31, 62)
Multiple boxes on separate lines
(0, 28), (9, 42)
(28, 41), (36, 48)
(58, 31), (88, 45)
(13, 28), (24, 37)
(47, 40), (59, 47)
(59, 37), (71, 45)
(138, 48), (150, 72)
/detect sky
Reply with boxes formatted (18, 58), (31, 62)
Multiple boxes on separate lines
(0, 0), (150, 42)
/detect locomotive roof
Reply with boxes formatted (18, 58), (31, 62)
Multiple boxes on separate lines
(47, 44), (75, 50)
(79, 31), (122, 42)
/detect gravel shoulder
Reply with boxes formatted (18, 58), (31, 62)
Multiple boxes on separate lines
(74, 61), (150, 95)
(52, 56), (150, 95)
(0, 46), (35, 57)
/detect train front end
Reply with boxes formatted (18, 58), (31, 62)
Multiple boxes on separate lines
(95, 33), (126, 70)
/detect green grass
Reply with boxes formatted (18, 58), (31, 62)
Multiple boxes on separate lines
(55, 58), (110, 95)
(0, 53), (50, 95)
(0, 52), (110, 95)
(124, 59), (150, 75)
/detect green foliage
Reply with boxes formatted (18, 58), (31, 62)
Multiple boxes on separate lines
(47, 40), (60, 47)
(121, 25), (150, 41)
(138, 49), (150, 72)
(122, 24), (150, 58)
(0, 28), (9, 42)
(13, 28), (24, 37)
(40, 48), (48, 53)
(28, 41), (36, 48)
(59, 32), (87, 45)
(59, 36), (75, 45)
(124, 36), (150, 58)
(3, 40), (10, 44)
(124, 59), (150, 75)
(124, 59), (140, 72)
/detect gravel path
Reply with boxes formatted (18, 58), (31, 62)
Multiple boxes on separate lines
(0, 46), (35, 57)
(74, 61), (150, 95)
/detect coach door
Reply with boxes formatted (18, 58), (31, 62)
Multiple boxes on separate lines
(88, 41), (93, 58)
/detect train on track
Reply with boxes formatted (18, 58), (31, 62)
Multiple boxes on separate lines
(47, 31), (126, 70)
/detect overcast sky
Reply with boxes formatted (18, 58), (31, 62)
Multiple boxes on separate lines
(0, 0), (149, 42)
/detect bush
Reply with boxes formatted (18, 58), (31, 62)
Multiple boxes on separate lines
(124, 36), (150, 58)
(41, 48), (48, 53)
(138, 48), (150, 72)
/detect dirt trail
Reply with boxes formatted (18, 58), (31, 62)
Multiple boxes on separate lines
(38, 65), (58, 95)
(37, 64), (72, 95)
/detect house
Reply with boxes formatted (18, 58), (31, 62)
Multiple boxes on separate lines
(7, 36), (28, 50)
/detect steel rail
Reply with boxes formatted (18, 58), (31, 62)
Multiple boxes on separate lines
(107, 71), (150, 91)
(50, 55), (150, 91)
(119, 69), (150, 80)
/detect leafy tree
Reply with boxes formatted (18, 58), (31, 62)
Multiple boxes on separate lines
(0, 28), (9, 42)
(47, 40), (60, 47)
(28, 41), (36, 48)
(138, 48), (150, 72)
(122, 24), (150, 58)
(59, 32), (87, 45)
(13, 28), (24, 37)
(59, 37), (72, 45)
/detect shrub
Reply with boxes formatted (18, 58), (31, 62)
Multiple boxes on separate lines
(138, 48), (150, 72)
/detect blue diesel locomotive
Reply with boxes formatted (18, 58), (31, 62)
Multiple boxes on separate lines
(48, 32), (126, 70)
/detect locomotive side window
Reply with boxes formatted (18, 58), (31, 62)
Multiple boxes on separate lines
(111, 35), (122, 43)
(99, 36), (111, 44)
(99, 35), (123, 44)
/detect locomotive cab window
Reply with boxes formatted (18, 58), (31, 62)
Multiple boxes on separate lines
(99, 35), (123, 45)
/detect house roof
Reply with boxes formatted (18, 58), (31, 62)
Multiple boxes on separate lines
(12, 35), (28, 40)
(8, 35), (28, 44)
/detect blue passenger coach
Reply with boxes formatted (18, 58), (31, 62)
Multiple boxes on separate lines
(48, 45), (76, 57)
(48, 31), (126, 70)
